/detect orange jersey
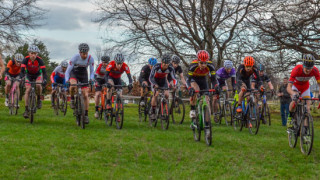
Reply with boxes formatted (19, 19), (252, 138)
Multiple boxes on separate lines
(7, 60), (21, 76)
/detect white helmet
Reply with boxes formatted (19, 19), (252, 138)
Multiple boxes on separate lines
(224, 60), (233, 69)
(28, 45), (40, 53)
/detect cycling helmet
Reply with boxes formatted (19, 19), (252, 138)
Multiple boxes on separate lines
(60, 60), (68, 68)
(28, 45), (40, 53)
(114, 53), (125, 64)
(243, 56), (255, 67)
(148, 57), (157, 66)
(14, 53), (24, 63)
(302, 54), (315, 68)
(78, 43), (90, 53)
(171, 55), (181, 64)
(258, 63), (265, 71)
(224, 60), (233, 69)
(161, 54), (171, 64)
(101, 55), (110, 63)
(197, 50), (209, 62)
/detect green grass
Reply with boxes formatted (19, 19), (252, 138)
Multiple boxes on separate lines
(0, 99), (319, 179)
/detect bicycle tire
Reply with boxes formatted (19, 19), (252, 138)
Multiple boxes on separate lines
(171, 97), (185, 124)
(115, 98), (124, 129)
(232, 102), (241, 131)
(265, 104), (271, 126)
(161, 100), (169, 130)
(9, 89), (14, 115)
(14, 89), (19, 115)
(248, 101), (260, 135)
(192, 115), (201, 141)
(54, 94), (59, 115)
(78, 95), (85, 129)
(29, 92), (35, 124)
(204, 105), (212, 146)
(138, 97), (145, 123)
(300, 114), (314, 155)
(223, 102), (232, 126)
(62, 94), (68, 116)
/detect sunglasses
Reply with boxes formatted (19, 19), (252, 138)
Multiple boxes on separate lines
(200, 62), (207, 65)
(303, 66), (313, 70)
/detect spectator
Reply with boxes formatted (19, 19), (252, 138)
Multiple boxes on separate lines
(278, 77), (291, 126)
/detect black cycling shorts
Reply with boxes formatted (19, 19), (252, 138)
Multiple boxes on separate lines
(95, 78), (106, 92)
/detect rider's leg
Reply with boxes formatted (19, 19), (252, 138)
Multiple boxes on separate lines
(106, 79), (114, 109)
(82, 87), (89, 115)
(24, 79), (32, 117)
(5, 78), (11, 105)
(15, 81), (20, 102)
(189, 82), (200, 118)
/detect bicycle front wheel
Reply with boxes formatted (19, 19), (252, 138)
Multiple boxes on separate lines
(14, 89), (19, 115)
(192, 115), (201, 142)
(171, 97), (185, 124)
(265, 104), (271, 126)
(138, 97), (146, 123)
(78, 95), (85, 129)
(248, 102), (260, 135)
(232, 102), (241, 131)
(223, 102), (233, 126)
(62, 94), (68, 116)
(115, 99), (124, 129)
(29, 93), (36, 124)
(204, 105), (212, 146)
(161, 100), (169, 130)
(300, 114), (314, 155)
(54, 94), (59, 116)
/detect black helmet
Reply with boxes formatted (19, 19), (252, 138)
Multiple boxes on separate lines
(114, 53), (125, 64)
(78, 43), (90, 53)
(171, 55), (181, 64)
(101, 55), (110, 63)
(258, 63), (265, 71)
(302, 54), (315, 68)
(161, 54), (171, 64)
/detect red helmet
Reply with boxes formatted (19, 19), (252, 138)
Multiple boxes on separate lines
(243, 56), (255, 67)
(197, 50), (209, 62)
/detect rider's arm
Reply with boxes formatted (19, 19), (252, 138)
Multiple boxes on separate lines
(124, 63), (133, 84)
(169, 66), (177, 86)
(186, 63), (196, 88)
(208, 63), (218, 87)
(179, 73), (187, 87)
(89, 57), (95, 80)
(286, 82), (295, 96)
(149, 64), (158, 86)
(5, 60), (12, 76)
(65, 58), (75, 82)
(38, 58), (47, 81)
(268, 81), (274, 90)
(20, 58), (27, 78)
(140, 66), (148, 82)
(252, 68), (262, 88)
(50, 71), (56, 83)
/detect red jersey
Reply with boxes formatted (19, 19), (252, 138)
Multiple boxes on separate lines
(21, 56), (46, 75)
(106, 61), (130, 79)
(289, 64), (320, 92)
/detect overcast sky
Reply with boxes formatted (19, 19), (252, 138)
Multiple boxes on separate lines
(33, 0), (103, 63)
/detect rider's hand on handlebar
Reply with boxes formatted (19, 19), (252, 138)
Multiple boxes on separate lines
(188, 87), (195, 96)
(292, 94), (299, 101)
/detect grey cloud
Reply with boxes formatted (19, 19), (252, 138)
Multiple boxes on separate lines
(39, 5), (93, 31)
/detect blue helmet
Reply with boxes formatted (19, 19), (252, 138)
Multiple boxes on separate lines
(258, 63), (265, 71)
(148, 57), (157, 66)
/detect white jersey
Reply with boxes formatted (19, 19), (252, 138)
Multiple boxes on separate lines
(65, 54), (95, 82)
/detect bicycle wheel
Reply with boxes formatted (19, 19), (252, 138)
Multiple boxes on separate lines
(203, 105), (212, 146)
(78, 95), (85, 129)
(62, 94), (68, 116)
(138, 97), (146, 123)
(213, 100), (222, 124)
(288, 112), (299, 148)
(300, 114), (314, 155)
(54, 94), (59, 115)
(14, 89), (19, 115)
(232, 102), (241, 131)
(29, 93), (36, 124)
(115, 98), (124, 129)
(9, 90), (14, 115)
(171, 97), (185, 124)
(264, 104), (271, 126)
(192, 115), (201, 142)
(161, 100), (170, 130)
(248, 102), (260, 135)
(223, 102), (233, 126)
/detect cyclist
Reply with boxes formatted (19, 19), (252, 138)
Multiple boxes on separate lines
(20, 45), (47, 118)
(4, 53), (24, 106)
(235, 56), (263, 113)
(286, 54), (320, 129)
(187, 50), (219, 119)
(168, 55), (187, 87)
(65, 43), (95, 124)
(149, 54), (177, 119)
(94, 55), (110, 118)
(50, 60), (68, 107)
(251, 63), (275, 123)
(104, 53), (133, 110)
(138, 57), (157, 106)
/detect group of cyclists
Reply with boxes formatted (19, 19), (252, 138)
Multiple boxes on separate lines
(1, 44), (320, 137)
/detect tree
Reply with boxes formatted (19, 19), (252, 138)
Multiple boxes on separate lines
(0, 0), (45, 51)
(95, 0), (258, 67)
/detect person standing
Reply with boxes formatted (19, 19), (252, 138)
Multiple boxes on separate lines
(278, 77), (291, 126)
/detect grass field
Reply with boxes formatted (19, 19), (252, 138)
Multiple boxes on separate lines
(0, 99), (319, 179)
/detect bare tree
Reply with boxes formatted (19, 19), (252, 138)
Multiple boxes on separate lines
(94, 0), (258, 67)
(0, 0), (45, 51)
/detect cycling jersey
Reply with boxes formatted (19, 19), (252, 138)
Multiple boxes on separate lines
(149, 63), (177, 87)
(6, 60), (21, 76)
(50, 66), (65, 83)
(105, 60), (133, 84)
(216, 67), (236, 87)
(139, 64), (152, 83)
(236, 64), (261, 88)
(20, 56), (47, 80)
(252, 73), (271, 89)
(65, 54), (94, 82)
(289, 64), (320, 93)
(168, 64), (183, 82)
(186, 60), (218, 88)
(95, 63), (107, 79)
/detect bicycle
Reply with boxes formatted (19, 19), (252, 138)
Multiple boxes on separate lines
(191, 89), (216, 146)
(287, 96), (319, 155)
(258, 90), (272, 126)
(70, 83), (90, 129)
(232, 89), (260, 135)
(52, 83), (68, 116)
(26, 81), (43, 124)
(212, 89), (233, 126)
(169, 86), (185, 124)
(138, 87), (152, 123)
(105, 85), (129, 129)
(99, 84), (108, 121)
(8, 77), (21, 115)
(149, 87), (170, 130)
